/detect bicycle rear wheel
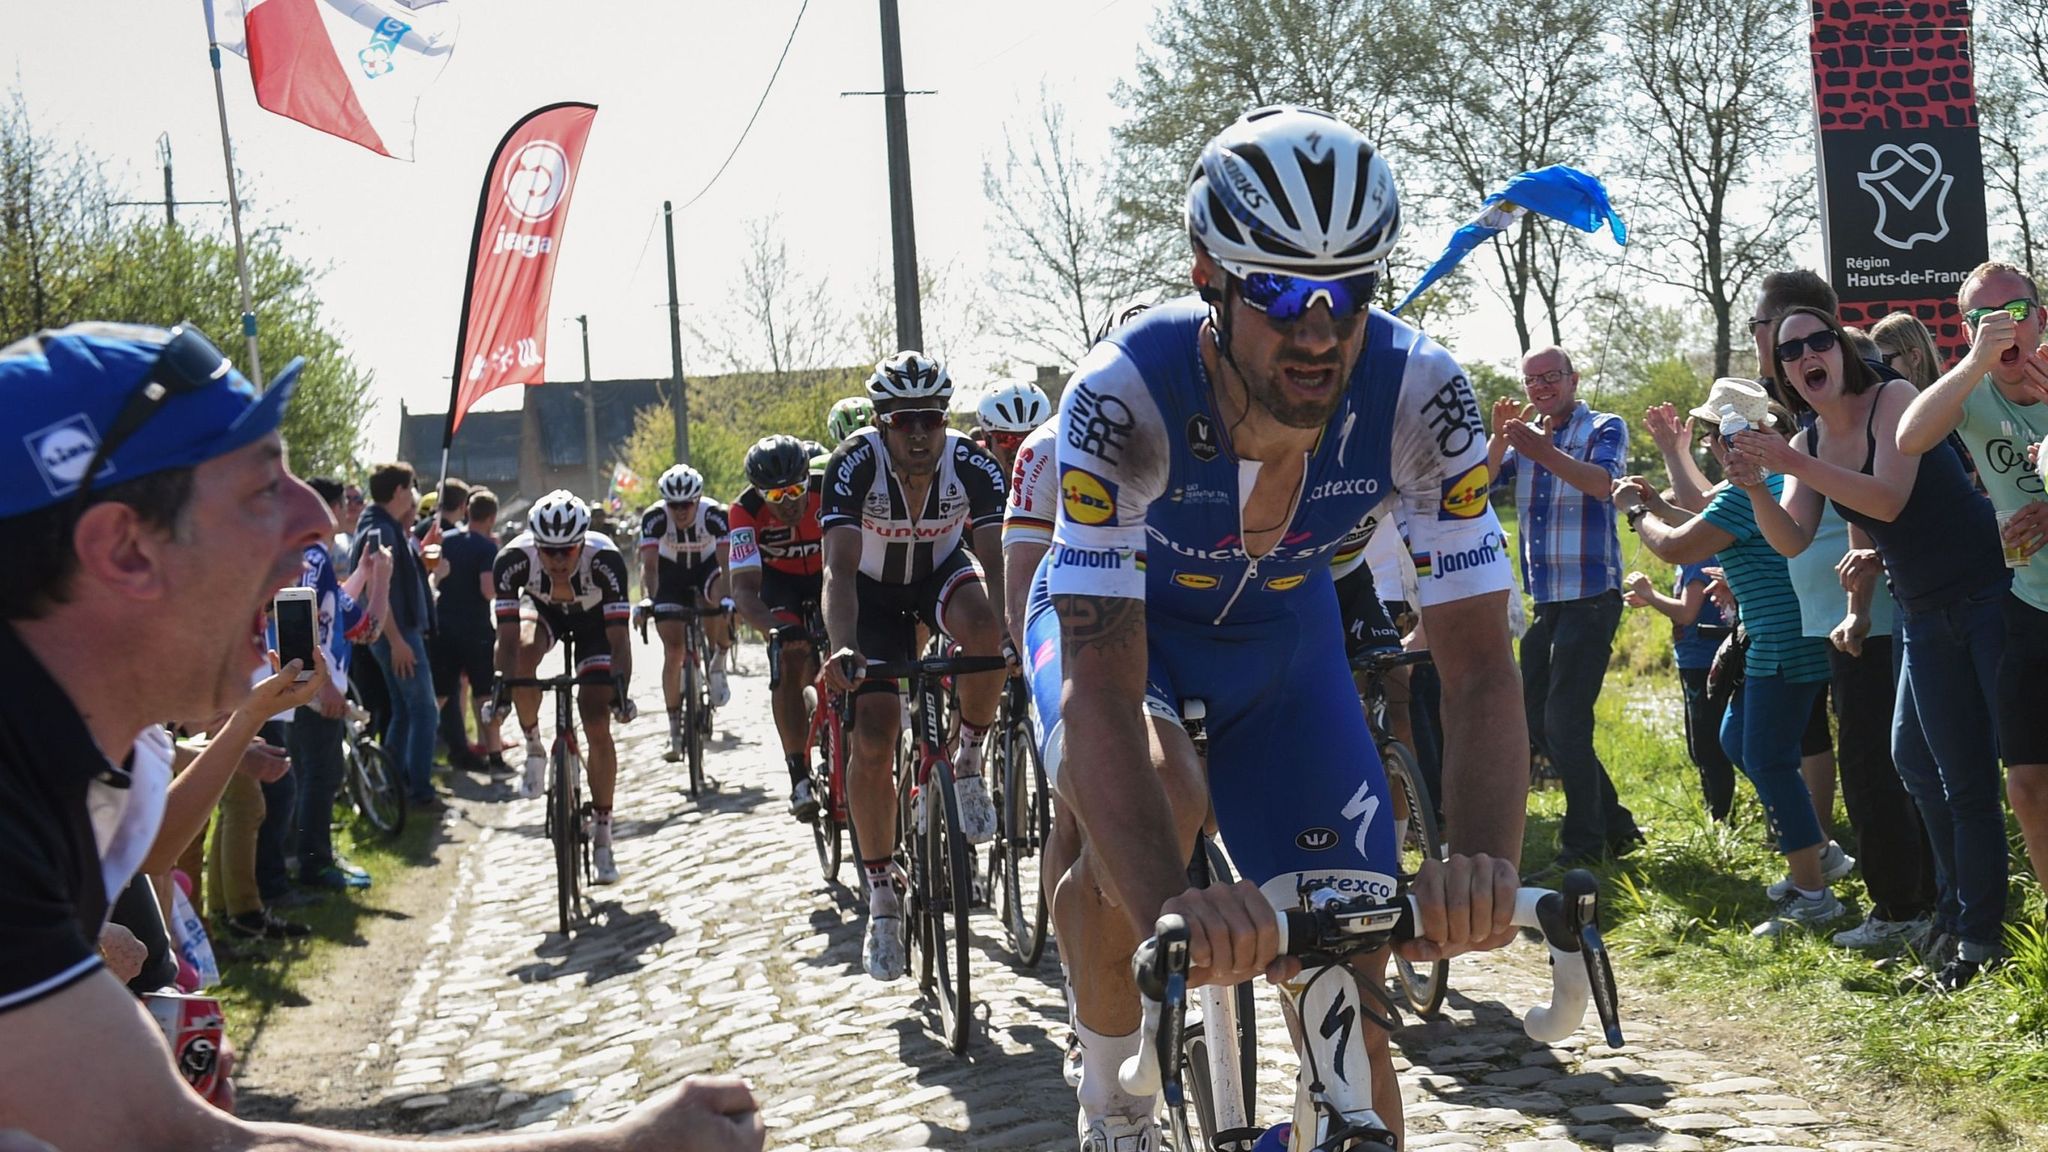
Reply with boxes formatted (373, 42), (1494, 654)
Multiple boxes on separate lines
(810, 692), (845, 882)
(928, 761), (975, 1054)
(1384, 738), (1448, 1018)
(551, 742), (578, 935)
(684, 659), (705, 799)
(997, 703), (1051, 966)
(349, 737), (406, 838)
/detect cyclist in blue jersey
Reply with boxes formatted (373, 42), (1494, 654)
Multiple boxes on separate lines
(1027, 106), (1530, 1150)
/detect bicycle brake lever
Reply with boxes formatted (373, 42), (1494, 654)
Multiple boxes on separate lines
(1559, 869), (1625, 1048)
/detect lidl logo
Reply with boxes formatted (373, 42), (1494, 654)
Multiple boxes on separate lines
(1439, 462), (1490, 521)
(1061, 466), (1118, 526)
(1174, 572), (1220, 590)
(1264, 573), (1306, 591)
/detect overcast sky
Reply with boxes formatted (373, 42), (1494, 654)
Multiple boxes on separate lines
(13, 0), (1660, 458)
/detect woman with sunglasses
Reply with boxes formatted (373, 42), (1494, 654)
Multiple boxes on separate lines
(1731, 305), (2009, 991)
(1896, 261), (2048, 962)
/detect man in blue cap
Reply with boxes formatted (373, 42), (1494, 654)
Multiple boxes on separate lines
(0, 323), (763, 1151)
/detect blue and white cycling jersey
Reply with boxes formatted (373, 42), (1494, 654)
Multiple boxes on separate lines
(1026, 298), (1511, 905)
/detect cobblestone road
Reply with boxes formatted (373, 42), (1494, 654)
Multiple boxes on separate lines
(339, 633), (1916, 1151)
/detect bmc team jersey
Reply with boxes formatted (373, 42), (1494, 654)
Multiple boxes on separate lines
(493, 531), (634, 625)
(727, 480), (825, 577)
(1002, 419), (1061, 551)
(1026, 298), (1512, 905)
(819, 427), (1007, 583)
(638, 500), (730, 564)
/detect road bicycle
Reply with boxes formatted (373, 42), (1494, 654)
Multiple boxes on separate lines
(987, 665), (1052, 966)
(1124, 868), (1623, 1152)
(501, 641), (623, 937)
(1350, 647), (1448, 1017)
(336, 687), (404, 838)
(863, 650), (1009, 1056)
(639, 598), (724, 798)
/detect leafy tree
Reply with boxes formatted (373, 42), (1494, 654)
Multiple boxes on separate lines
(1977, 0), (2048, 279)
(0, 93), (372, 476)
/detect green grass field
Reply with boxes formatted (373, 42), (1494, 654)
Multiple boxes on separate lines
(1497, 502), (2048, 1145)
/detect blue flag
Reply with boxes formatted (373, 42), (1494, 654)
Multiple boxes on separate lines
(1393, 165), (1626, 316)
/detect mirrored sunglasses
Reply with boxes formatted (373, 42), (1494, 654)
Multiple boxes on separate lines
(877, 408), (948, 432)
(762, 481), (807, 502)
(1235, 269), (1380, 323)
(1965, 298), (2037, 328)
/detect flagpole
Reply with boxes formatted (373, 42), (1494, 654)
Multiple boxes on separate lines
(205, 23), (264, 388)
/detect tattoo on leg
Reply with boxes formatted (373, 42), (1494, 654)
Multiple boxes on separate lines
(1054, 594), (1144, 657)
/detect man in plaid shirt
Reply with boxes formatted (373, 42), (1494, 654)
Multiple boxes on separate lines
(1489, 345), (1644, 868)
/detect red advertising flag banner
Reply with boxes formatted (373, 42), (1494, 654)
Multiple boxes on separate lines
(1809, 0), (1987, 366)
(444, 102), (598, 443)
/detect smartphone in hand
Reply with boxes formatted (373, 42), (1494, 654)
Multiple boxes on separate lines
(273, 588), (318, 682)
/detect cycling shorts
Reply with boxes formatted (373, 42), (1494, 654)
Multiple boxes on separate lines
(1023, 575), (1399, 897)
(1334, 563), (1403, 661)
(529, 601), (614, 676)
(759, 567), (824, 626)
(654, 556), (722, 619)
(856, 546), (981, 697)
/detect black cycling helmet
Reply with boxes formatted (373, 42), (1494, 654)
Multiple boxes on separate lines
(744, 433), (811, 490)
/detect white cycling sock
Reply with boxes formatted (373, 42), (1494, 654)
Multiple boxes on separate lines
(1075, 1021), (1151, 1119)
(593, 808), (613, 847)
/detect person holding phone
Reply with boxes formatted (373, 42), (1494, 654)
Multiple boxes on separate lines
(351, 462), (442, 809)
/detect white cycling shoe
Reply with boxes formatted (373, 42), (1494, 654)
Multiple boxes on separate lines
(709, 668), (730, 708)
(864, 890), (908, 982)
(1079, 1110), (1158, 1152)
(593, 844), (619, 886)
(519, 742), (546, 799)
(952, 772), (999, 846)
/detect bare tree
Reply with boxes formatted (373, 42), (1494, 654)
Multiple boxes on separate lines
(849, 257), (983, 371)
(983, 90), (1136, 368)
(1614, 0), (1816, 379)
(0, 90), (125, 338)
(689, 214), (847, 377)
(1405, 0), (1614, 353)
(1977, 0), (2048, 279)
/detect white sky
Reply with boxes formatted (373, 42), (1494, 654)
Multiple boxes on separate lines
(14, 0), (1650, 459)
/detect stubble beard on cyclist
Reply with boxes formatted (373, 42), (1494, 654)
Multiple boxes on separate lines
(1239, 348), (1351, 431)
(886, 429), (941, 480)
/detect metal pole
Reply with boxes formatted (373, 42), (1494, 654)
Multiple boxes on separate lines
(578, 314), (600, 501)
(206, 40), (263, 386)
(664, 200), (691, 465)
(878, 0), (923, 353)
(160, 134), (175, 229)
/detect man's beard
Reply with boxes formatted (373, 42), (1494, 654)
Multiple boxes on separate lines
(1246, 363), (1345, 430)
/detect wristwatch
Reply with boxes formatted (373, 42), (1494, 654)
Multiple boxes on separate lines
(1625, 505), (1649, 531)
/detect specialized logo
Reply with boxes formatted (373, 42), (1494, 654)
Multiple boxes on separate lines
(1295, 827), (1338, 851)
(504, 140), (571, 223)
(1857, 142), (1953, 250)
(1341, 776), (1382, 857)
(1061, 466), (1118, 526)
(1173, 572), (1220, 590)
(1320, 992), (1357, 1083)
(1439, 461), (1491, 520)
(1186, 413), (1221, 462)
(1265, 573), (1306, 591)
(25, 414), (108, 497)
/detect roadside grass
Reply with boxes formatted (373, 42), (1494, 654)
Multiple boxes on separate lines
(210, 807), (448, 1059)
(1501, 496), (2048, 1143)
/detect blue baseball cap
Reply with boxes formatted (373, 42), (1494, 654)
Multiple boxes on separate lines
(0, 322), (302, 519)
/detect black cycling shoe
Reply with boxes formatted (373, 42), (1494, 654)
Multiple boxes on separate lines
(789, 779), (822, 824)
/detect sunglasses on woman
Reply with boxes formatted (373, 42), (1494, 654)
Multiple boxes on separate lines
(876, 408), (948, 432)
(1775, 329), (1840, 362)
(1235, 269), (1380, 323)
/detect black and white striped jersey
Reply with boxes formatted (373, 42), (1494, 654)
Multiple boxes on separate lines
(820, 428), (1006, 583)
(638, 499), (729, 564)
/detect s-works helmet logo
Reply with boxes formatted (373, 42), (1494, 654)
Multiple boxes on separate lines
(504, 141), (571, 223)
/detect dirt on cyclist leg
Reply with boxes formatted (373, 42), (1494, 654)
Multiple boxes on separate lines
(848, 691), (903, 862)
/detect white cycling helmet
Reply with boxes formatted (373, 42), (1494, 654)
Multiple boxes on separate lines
(528, 489), (590, 547)
(977, 380), (1052, 434)
(865, 350), (953, 402)
(658, 464), (704, 503)
(1186, 105), (1402, 279)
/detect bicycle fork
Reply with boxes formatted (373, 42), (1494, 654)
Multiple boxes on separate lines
(1274, 965), (1393, 1150)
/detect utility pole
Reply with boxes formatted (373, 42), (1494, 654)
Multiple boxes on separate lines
(576, 314), (600, 502)
(664, 200), (692, 465)
(110, 134), (226, 228)
(877, 0), (923, 353)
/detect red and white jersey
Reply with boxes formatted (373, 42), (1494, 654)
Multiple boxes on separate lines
(1001, 420), (1060, 550)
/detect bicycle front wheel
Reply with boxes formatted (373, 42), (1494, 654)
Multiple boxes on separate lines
(684, 660), (705, 799)
(1384, 738), (1448, 1018)
(350, 738), (406, 838)
(552, 743), (578, 935)
(810, 694), (845, 883)
(928, 763), (975, 1055)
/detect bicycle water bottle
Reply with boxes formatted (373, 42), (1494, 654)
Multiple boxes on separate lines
(1717, 403), (1749, 439)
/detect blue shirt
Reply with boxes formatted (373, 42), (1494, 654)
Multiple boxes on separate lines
(1672, 562), (1725, 671)
(1497, 402), (1627, 603)
(1701, 477), (1831, 684)
(435, 527), (499, 635)
(352, 505), (431, 635)
(298, 542), (363, 691)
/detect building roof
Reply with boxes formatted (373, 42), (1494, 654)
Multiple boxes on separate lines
(396, 408), (522, 491)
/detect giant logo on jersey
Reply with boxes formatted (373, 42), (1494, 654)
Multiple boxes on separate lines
(1061, 467), (1118, 526)
(1438, 462), (1491, 520)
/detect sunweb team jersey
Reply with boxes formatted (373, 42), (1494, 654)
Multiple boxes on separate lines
(1001, 420), (1062, 550)
(493, 531), (634, 625)
(727, 479), (826, 577)
(1041, 299), (1512, 621)
(820, 427), (1007, 583)
(638, 500), (729, 564)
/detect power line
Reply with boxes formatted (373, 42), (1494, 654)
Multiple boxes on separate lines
(677, 0), (812, 212)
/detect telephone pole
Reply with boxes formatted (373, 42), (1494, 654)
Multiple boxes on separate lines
(877, 0), (923, 353)
(664, 200), (692, 465)
(109, 134), (225, 228)
(576, 314), (600, 502)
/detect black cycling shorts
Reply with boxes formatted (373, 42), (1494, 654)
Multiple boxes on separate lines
(855, 547), (981, 696)
(759, 567), (824, 626)
(1334, 563), (1403, 661)
(530, 602), (614, 675)
(654, 556), (721, 619)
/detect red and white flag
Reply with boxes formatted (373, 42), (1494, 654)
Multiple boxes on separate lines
(443, 103), (600, 443)
(203, 0), (457, 160)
